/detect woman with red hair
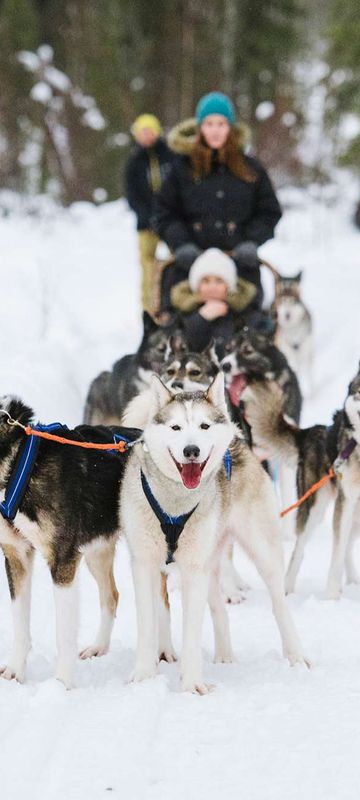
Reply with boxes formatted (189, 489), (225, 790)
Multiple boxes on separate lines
(154, 92), (282, 314)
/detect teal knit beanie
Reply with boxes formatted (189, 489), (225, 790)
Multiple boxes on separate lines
(195, 92), (236, 125)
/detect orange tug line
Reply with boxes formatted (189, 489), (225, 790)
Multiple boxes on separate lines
(22, 425), (335, 517)
(23, 426), (128, 453)
(280, 467), (335, 517)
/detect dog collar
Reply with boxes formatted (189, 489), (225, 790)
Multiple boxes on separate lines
(140, 449), (232, 564)
(0, 422), (63, 521)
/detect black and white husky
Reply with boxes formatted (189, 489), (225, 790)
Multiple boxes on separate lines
(221, 325), (302, 537)
(83, 311), (187, 425)
(121, 373), (308, 693)
(271, 272), (313, 395)
(0, 399), (140, 687)
(242, 365), (360, 598)
(221, 325), (302, 424)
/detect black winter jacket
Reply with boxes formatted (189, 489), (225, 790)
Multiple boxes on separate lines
(125, 139), (176, 230)
(153, 119), (282, 252)
(181, 309), (239, 357)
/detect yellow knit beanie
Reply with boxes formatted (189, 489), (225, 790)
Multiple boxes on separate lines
(131, 114), (162, 138)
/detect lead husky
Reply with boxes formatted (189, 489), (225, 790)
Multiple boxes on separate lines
(121, 373), (307, 693)
(241, 365), (360, 598)
(122, 346), (250, 603)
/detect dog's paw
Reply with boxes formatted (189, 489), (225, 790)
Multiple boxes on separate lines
(79, 644), (109, 660)
(286, 652), (312, 669)
(0, 664), (25, 683)
(181, 679), (215, 695)
(224, 588), (246, 604)
(159, 648), (177, 663)
(214, 650), (236, 664)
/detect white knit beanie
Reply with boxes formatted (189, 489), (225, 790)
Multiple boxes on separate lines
(188, 248), (237, 293)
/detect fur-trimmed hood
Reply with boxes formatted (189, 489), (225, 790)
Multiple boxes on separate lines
(170, 277), (257, 314)
(167, 117), (250, 156)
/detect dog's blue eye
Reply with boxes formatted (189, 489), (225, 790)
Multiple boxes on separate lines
(200, 423), (210, 430)
(171, 424), (181, 431)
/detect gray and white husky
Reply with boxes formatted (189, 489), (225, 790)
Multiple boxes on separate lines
(122, 348), (250, 604)
(241, 365), (360, 598)
(120, 373), (308, 694)
(271, 272), (314, 396)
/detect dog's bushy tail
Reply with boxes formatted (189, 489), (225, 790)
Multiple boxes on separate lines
(242, 380), (298, 461)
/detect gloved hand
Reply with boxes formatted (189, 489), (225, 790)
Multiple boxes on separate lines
(232, 241), (259, 270)
(174, 243), (202, 272)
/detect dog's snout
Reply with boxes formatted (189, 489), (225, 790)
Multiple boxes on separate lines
(222, 361), (231, 373)
(183, 445), (200, 460)
(172, 380), (184, 390)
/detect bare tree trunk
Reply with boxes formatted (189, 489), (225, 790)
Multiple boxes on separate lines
(222, 0), (237, 95)
(180, 1), (195, 119)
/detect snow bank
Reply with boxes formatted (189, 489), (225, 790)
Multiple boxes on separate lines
(0, 186), (360, 800)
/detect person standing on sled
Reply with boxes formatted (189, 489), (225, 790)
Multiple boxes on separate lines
(153, 91), (282, 314)
(125, 114), (175, 312)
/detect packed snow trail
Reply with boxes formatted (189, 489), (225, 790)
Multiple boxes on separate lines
(0, 187), (360, 800)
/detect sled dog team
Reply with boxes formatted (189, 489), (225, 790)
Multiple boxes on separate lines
(0, 279), (359, 693)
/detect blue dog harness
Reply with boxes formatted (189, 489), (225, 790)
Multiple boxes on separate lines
(141, 448), (232, 564)
(0, 422), (63, 521)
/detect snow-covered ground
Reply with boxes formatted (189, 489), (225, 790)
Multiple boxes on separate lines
(0, 186), (360, 800)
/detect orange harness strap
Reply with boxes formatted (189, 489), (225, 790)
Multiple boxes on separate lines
(23, 426), (128, 453)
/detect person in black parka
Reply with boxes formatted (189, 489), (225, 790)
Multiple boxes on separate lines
(153, 92), (282, 313)
(125, 114), (176, 311)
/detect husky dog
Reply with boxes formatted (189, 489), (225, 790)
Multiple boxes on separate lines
(271, 272), (313, 395)
(122, 343), (250, 604)
(120, 373), (307, 693)
(221, 326), (302, 424)
(241, 365), (360, 598)
(83, 311), (187, 425)
(0, 399), (141, 687)
(122, 343), (219, 427)
(221, 326), (303, 538)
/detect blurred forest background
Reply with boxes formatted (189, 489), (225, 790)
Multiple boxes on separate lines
(0, 0), (359, 204)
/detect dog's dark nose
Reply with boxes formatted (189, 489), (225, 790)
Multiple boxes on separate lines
(222, 361), (231, 373)
(183, 445), (200, 460)
(172, 380), (184, 390)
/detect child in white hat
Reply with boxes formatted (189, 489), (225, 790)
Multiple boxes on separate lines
(170, 248), (256, 354)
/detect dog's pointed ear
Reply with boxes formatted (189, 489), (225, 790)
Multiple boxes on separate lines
(294, 270), (303, 282)
(201, 339), (220, 366)
(149, 374), (173, 416)
(142, 311), (158, 334)
(168, 332), (187, 356)
(205, 372), (227, 412)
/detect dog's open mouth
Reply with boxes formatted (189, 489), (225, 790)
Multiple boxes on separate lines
(228, 373), (247, 407)
(169, 451), (210, 489)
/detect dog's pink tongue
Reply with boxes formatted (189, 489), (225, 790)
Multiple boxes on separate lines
(228, 374), (247, 407)
(181, 463), (202, 489)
